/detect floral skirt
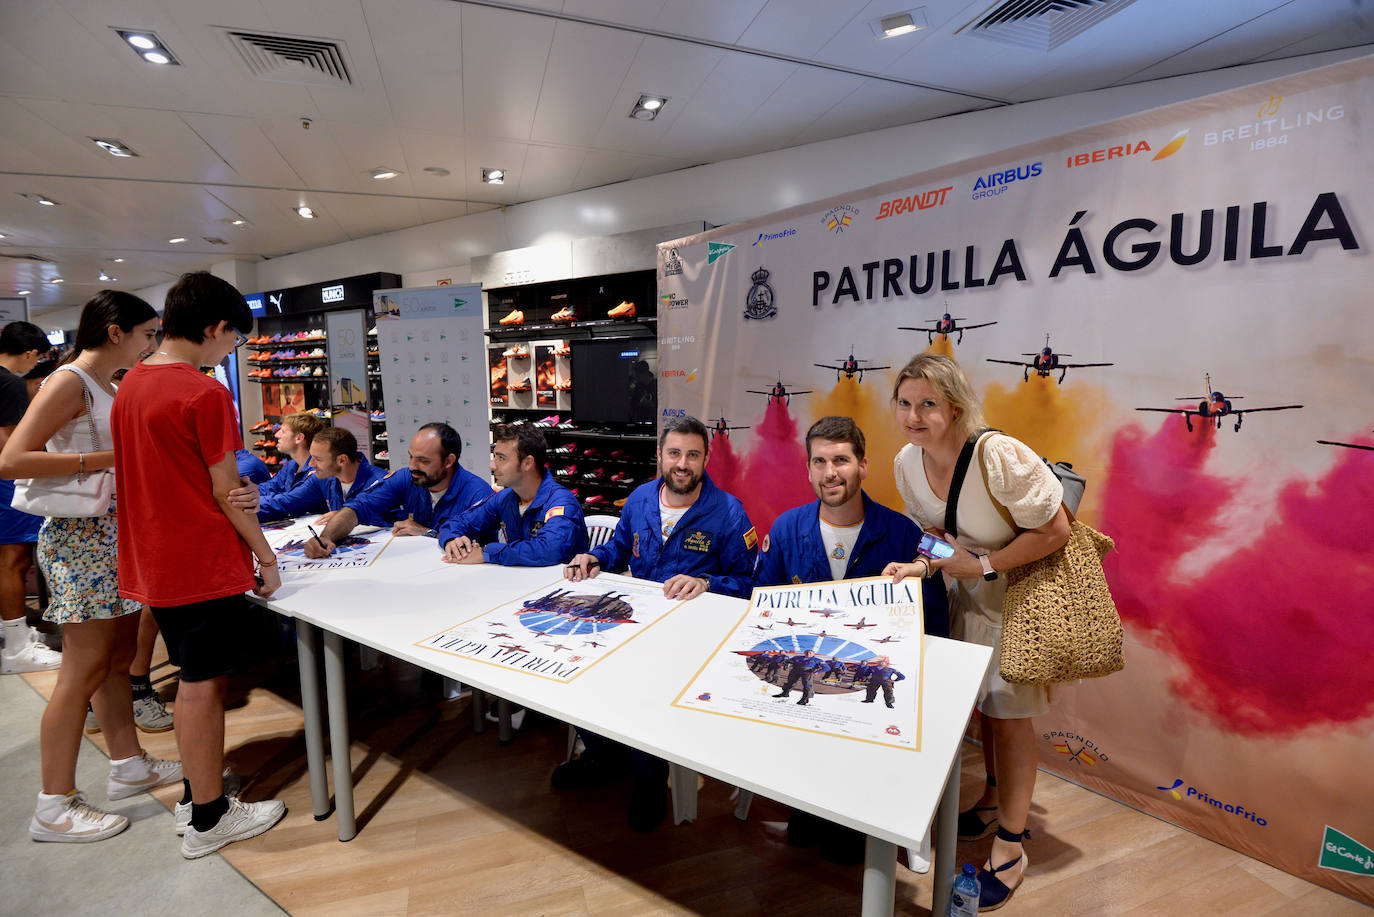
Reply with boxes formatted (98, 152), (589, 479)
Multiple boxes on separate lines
(38, 514), (141, 624)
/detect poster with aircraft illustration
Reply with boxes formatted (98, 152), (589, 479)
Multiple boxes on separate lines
(657, 57), (1374, 901)
(673, 577), (924, 751)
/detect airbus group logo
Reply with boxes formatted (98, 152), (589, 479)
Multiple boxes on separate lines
(970, 161), (1042, 200)
(1155, 777), (1268, 827)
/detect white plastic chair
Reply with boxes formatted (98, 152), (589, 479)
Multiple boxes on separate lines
(584, 513), (620, 548)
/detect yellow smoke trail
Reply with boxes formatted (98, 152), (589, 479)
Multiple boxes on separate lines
(808, 376), (907, 510)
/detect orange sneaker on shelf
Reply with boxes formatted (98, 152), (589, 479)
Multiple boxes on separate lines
(554, 378), (572, 391)
(499, 309), (525, 325)
(509, 379), (532, 392)
(607, 301), (636, 318)
(613, 496), (628, 508)
(552, 342), (571, 356)
(503, 344), (529, 358)
(550, 306), (576, 323)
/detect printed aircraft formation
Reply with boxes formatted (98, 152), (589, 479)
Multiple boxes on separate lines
(814, 349), (890, 382)
(899, 312), (998, 344)
(987, 334), (1114, 384)
(710, 415), (751, 439)
(1136, 373), (1303, 432)
(747, 375), (812, 406)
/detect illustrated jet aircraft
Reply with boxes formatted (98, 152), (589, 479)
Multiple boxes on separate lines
(1136, 373), (1303, 432)
(844, 617), (877, 630)
(899, 312), (998, 344)
(497, 643), (530, 654)
(543, 643), (573, 654)
(811, 609), (843, 618)
(747, 375), (812, 406)
(781, 617), (805, 627)
(814, 348), (890, 382)
(1318, 430), (1374, 451)
(987, 334), (1114, 384)
(873, 635), (902, 644)
(711, 415), (751, 439)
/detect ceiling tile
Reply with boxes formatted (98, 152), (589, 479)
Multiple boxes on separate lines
(530, 20), (642, 148)
(737, 0), (870, 58)
(461, 4), (557, 141)
(652, 0), (770, 44)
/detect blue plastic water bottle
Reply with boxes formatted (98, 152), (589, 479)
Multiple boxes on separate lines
(950, 863), (980, 916)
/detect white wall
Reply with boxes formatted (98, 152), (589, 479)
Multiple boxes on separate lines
(97, 44), (1364, 321)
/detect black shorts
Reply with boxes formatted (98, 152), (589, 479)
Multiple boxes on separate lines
(150, 595), (246, 682)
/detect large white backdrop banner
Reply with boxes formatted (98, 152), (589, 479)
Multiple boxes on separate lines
(658, 55), (1373, 901)
(373, 285), (489, 483)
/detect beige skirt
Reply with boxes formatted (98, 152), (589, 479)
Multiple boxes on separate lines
(948, 575), (1049, 719)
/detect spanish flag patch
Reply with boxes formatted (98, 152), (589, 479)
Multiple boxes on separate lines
(743, 526), (757, 550)
(544, 505), (565, 522)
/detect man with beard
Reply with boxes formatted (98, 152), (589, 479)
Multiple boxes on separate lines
(557, 415), (757, 832)
(303, 422), (491, 557)
(564, 414), (756, 600)
(258, 427), (385, 522)
(439, 423), (586, 566)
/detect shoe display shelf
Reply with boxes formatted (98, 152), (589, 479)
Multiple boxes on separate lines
(366, 340), (387, 466)
(483, 270), (657, 343)
(491, 413), (656, 516)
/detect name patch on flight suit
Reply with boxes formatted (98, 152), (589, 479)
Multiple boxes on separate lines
(683, 530), (712, 553)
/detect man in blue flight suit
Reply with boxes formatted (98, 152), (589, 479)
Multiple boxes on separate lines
(556, 415), (758, 832)
(754, 415), (949, 638)
(862, 656), (905, 708)
(257, 427), (385, 522)
(235, 449), (272, 485)
(775, 649), (824, 705)
(440, 423), (586, 566)
(303, 422), (492, 557)
(259, 412), (324, 499)
(564, 415), (757, 600)
(753, 416), (948, 863)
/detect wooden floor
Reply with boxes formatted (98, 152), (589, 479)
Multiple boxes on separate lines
(25, 628), (1369, 917)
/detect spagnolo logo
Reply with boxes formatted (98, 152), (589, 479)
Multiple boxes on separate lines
(1156, 778), (1267, 826)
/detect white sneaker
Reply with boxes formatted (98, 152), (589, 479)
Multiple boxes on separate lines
(2, 636), (62, 674)
(132, 694), (175, 733)
(174, 770), (243, 835)
(107, 752), (182, 801)
(84, 707), (100, 734)
(30, 791), (129, 844)
(180, 797), (285, 859)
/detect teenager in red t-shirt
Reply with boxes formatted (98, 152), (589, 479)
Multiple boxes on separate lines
(111, 271), (286, 859)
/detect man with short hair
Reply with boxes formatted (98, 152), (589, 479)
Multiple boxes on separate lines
(558, 415), (757, 831)
(260, 412), (323, 499)
(112, 271), (286, 858)
(774, 648), (823, 706)
(304, 422), (491, 557)
(441, 424), (586, 566)
(258, 427), (383, 522)
(0, 321), (60, 673)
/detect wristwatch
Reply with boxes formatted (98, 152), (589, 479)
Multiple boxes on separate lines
(979, 554), (998, 581)
(425, 528), (438, 538)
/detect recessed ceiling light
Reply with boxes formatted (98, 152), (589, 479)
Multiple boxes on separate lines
(871, 9), (929, 38)
(99, 272), (116, 282)
(370, 168), (400, 181)
(114, 28), (179, 65)
(20, 193), (59, 206)
(126, 34), (156, 50)
(143, 51), (170, 64)
(629, 94), (669, 121)
(0, 233), (6, 240)
(481, 168), (505, 185)
(111, 257), (125, 263)
(296, 206), (315, 219)
(49, 278), (64, 284)
(168, 237), (186, 244)
(230, 218), (248, 227)
(17, 290), (31, 296)
(423, 166), (450, 177)
(91, 137), (139, 158)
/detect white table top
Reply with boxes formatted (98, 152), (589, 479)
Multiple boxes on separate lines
(255, 532), (992, 849)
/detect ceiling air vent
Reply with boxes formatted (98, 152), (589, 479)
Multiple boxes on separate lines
(203, 236), (228, 246)
(220, 29), (353, 87)
(956, 0), (1138, 52)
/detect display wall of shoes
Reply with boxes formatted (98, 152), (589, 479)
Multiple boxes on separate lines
(490, 413), (655, 516)
(485, 270), (656, 335)
(490, 339), (572, 413)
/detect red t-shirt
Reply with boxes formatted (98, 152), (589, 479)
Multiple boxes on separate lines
(112, 362), (253, 606)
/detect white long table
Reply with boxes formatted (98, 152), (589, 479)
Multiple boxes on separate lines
(254, 533), (991, 916)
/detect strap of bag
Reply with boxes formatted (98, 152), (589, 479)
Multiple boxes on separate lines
(943, 427), (997, 538)
(48, 366), (101, 475)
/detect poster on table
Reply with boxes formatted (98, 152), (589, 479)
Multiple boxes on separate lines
(267, 518), (393, 572)
(415, 574), (684, 683)
(673, 576), (924, 751)
(656, 56), (1374, 901)
(372, 284), (488, 482)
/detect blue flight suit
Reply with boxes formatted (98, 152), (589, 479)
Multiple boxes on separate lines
(754, 491), (950, 638)
(259, 456), (310, 498)
(346, 464), (494, 531)
(863, 664), (906, 707)
(235, 449), (271, 485)
(777, 653), (825, 704)
(591, 474), (757, 598)
(258, 457), (387, 522)
(440, 471), (586, 566)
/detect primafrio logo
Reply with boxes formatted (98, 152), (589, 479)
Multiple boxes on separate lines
(743, 266), (777, 320)
(662, 248), (684, 276)
(1156, 778), (1267, 827)
(821, 204), (859, 234)
(970, 161), (1042, 200)
(753, 227), (796, 246)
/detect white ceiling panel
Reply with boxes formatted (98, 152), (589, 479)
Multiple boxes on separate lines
(529, 20), (642, 148)
(573, 149), (651, 191)
(179, 113), (305, 187)
(256, 116), (353, 190)
(786, 81), (989, 149)
(652, 0), (769, 45)
(417, 199), (472, 224)
(460, 4), (557, 141)
(659, 51), (799, 158)
(738, 0), (870, 59)
(717, 66), (867, 159)
(397, 130), (467, 192)
(462, 137), (531, 201)
(514, 144), (588, 201)
(313, 192), (422, 240)
(587, 36), (725, 154)
(562, 0), (667, 30)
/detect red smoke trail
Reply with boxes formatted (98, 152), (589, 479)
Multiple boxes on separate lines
(708, 400), (814, 536)
(1100, 421), (1374, 733)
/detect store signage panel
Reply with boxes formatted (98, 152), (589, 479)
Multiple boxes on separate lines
(321, 284), (345, 303)
(0, 296), (30, 326)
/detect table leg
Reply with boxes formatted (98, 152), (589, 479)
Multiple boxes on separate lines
(471, 689), (487, 734)
(668, 763), (698, 825)
(861, 835), (897, 916)
(294, 620), (330, 821)
(497, 697), (513, 745)
(931, 753), (961, 917)
(322, 630), (356, 842)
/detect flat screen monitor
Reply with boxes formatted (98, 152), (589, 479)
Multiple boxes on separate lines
(570, 339), (657, 425)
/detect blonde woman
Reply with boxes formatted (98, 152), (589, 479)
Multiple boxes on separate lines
(883, 353), (1069, 910)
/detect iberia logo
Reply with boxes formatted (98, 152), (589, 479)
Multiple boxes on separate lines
(1152, 128), (1188, 160)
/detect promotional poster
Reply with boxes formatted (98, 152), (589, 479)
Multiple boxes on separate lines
(657, 57), (1373, 901)
(416, 574), (685, 683)
(269, 519), (393, 573)
(674, 576), (925, 751)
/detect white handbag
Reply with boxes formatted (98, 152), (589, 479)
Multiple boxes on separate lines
(11, 370), (115, 518)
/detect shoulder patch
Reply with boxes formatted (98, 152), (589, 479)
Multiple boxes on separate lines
(761, 533), (770, 554)
(544, 505), (565, 522)
(743, 526), (757, 550)
(384, 468), (402, 478)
